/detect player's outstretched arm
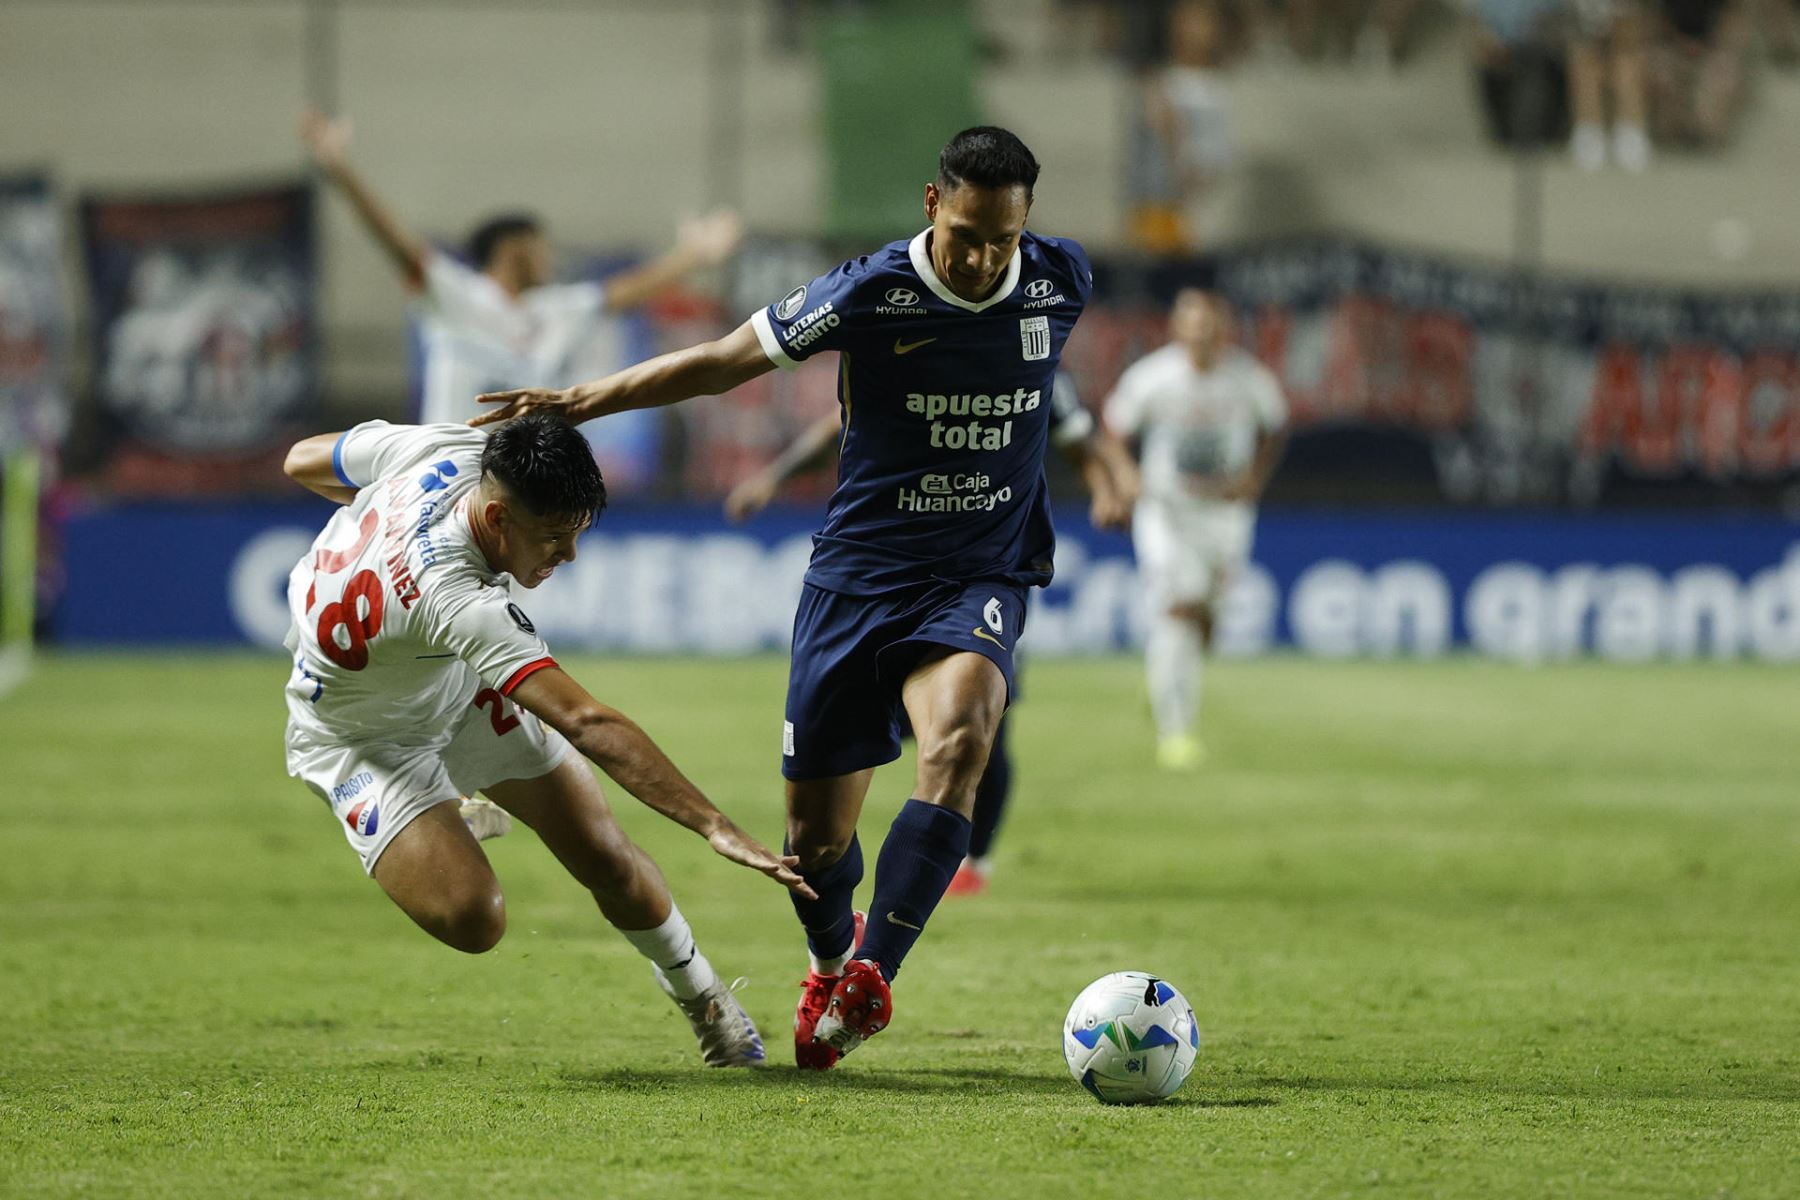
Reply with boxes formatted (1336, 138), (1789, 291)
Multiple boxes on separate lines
(509, 667), (814, 898)
(599, 209), (745, 315)
(471, 319), (775, 428)
(283, 432), (359, 505)
(724, 410), (843, 522)
(299, 108), (430, 290)
(1058, 429), (1137, 532)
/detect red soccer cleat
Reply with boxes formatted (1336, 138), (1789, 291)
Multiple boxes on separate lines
(945, 859), (988, 897)
(813, 959), (892, 1060)
(794, 911), (864, 1071)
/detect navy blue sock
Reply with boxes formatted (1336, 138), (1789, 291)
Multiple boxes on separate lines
(855, 799), (972, 982)
(969, 716), (1011, 861)
(786, 833), (863, 963)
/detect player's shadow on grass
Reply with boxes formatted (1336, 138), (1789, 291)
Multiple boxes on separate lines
(560, 1066), (1277, 1105)
(561, 1065), (1065, 1096)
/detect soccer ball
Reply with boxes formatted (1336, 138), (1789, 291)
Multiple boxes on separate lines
(1062, 971), (1199, 1104)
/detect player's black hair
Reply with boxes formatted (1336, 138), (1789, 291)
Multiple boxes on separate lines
(936, 126), (1041, 198)
(467, 213), (542, 269)
(480, 412), (607, 521)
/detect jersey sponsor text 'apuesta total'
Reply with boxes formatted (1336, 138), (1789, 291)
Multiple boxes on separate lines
(751, 229), (1093, 594)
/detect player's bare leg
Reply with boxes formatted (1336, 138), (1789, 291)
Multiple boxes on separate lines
(902, 649), (1007, 816)
(371, 801), (507, 954)
(484, 757), (765, 1066)
(786, 768), (875, 1069)
(815, 651), (1007, 1061)
(785, 769), (875, 876)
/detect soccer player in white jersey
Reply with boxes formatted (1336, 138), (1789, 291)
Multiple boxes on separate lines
(1105, 288), (1288, 770)
(280, 411), (812, 1066)
(299, 109), (744, 426)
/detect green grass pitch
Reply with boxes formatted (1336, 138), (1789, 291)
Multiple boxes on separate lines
(2, 654), (1796, 1198)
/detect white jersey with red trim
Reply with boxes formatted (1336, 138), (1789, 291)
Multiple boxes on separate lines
(283, 420), (558, 748)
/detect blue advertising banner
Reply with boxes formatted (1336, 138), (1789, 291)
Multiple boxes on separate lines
(0, 175), (68, 454)
(55, 503), (1800, 662)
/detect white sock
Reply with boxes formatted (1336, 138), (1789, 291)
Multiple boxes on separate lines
(810, 948), (853, 977)
(1147, 614), (1203, 740)
(620, 903), (717, 1000)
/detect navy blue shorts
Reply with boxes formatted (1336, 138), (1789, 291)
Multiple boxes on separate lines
(781, 579), (1028, 781)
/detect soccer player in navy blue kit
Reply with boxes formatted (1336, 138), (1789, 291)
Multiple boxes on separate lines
(475, 127), (1092, 1069)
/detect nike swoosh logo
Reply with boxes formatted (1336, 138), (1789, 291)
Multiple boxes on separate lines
(971, 627), (1007, 650)
(885, 911), (923, 931)
(893, 337), (937, 355)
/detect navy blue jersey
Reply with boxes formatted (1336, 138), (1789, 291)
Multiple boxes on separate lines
(751, 229), (1093, 594)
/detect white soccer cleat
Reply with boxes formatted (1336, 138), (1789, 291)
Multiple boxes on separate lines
(460, 797), (512, 842)
(655, 970), (767, 1068)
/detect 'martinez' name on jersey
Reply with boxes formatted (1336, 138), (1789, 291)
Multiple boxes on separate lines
(283, 421), (557, 748)
(750, 229), (1092, 594)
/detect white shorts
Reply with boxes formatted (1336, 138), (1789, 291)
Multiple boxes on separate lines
(1133, 497), (1255, 610)
(286, 688), (572, 874)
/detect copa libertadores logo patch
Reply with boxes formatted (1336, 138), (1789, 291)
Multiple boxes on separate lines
(506, 603), (536, 634)
(776, 285), (807, 321)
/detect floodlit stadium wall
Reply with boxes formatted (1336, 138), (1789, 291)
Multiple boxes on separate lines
(55, 504), (1800, 662)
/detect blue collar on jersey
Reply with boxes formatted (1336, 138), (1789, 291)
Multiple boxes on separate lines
(908, 229), (1023, 314)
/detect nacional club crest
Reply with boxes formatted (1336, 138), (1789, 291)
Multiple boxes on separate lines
(345, 799), (380, 837)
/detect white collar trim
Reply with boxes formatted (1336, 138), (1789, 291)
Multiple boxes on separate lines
(908, 229), (1022, 314)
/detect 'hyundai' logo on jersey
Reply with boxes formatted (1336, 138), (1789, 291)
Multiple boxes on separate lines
(419, 459), (459, 493)
(1025, 279), (1056, 299)
(885, 287), (920, 306)
(346, 799), (380, 838)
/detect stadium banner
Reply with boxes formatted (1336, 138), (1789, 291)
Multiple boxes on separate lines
(647, 238), (1800, 504)
(79, 183), (317, 494)
(1074, 240), (1800, 503)
(54, 503), (1800, 662)
(0, 174), (69, 455)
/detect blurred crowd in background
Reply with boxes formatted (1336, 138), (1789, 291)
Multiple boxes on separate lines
(3, 0), (1796, 660)
(3, 0), (1797, 515)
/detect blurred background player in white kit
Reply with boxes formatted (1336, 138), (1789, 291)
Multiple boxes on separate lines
(1105, 288), (1287, 771)
(299, 108), (745, 426)
(723, 370), (1138, 894)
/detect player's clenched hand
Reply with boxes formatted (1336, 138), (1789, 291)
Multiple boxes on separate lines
(724, 472), (779, 523)
(1089, 491), (1130, 532)
(707, 822), (816, 899)
(678, 208), (745, 267)
(469, 386), (576, 428)
(299, 108), (352, 170)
